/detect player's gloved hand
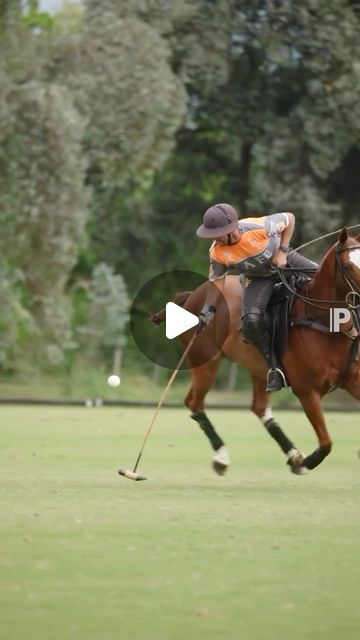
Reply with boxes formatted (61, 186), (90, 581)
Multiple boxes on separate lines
(197, 304), (216, 332)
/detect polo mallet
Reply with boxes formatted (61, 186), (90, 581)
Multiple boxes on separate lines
(118, 330), (198, 481)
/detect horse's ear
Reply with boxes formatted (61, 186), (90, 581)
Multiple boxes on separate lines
(339, 227), (348, 245)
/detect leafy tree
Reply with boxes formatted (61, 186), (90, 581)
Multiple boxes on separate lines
(53, 0), (85, 33)
(0, 261), (37, 371)
(138, 0), (360, 272)
(87, 0), (235, 90)
(0, 0), (190, 371)
(0, 0), (22, 31)
(245, 0), (360, 242)
(76, 263), (129, 367)
(56, 0), (190, 294)
(22, 0), (55, 30)
(52, 4), (187, 188)
(0, 77), (89, 364)
(1, 0), (360, 377)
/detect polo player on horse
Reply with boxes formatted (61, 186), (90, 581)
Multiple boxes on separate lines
(196, 203), (317, 392)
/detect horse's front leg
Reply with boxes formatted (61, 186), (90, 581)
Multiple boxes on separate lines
(185, 354), (230, 476)
(296, 389), (332, 469)
(341, 362), (360, 401)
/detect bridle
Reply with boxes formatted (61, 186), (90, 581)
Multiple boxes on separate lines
(277, 242), (360, 313)
(279, 241), (360, 393)
(334, 242), (360, 309)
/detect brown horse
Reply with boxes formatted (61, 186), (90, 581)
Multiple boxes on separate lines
(151, 228), (360, 475)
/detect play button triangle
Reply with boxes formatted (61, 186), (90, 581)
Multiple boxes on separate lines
(165, 302), (199, 339)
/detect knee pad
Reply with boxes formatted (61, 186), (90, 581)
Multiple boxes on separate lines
(241, 313), (271, 363)
(241, 312), (265, 342)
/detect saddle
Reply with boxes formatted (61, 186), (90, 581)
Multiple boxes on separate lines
(266, 269), (360, 391)
(266, 272), (312, 367)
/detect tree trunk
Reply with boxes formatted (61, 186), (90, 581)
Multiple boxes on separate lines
(112, 347), (122, 375)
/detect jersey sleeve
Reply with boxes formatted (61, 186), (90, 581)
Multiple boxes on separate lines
(265, 212), (291, 237)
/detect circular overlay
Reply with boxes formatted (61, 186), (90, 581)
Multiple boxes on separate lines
(130, 270), (230, 370)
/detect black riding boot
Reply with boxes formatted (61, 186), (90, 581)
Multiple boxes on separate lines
(241, 313), (287, 392)
(266, 367), (287, 392)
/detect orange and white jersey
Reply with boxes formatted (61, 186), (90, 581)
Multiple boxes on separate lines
(209, 212), (291, 280)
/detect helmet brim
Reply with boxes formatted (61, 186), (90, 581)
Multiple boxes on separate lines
(196, 220), (238, 239)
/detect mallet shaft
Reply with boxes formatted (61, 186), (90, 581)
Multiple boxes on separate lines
(133, 332), (197, 467)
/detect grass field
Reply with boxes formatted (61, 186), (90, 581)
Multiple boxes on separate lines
(1, 406), (359, 640)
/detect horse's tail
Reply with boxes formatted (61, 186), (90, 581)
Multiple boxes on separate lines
(150, 290), (192, 325)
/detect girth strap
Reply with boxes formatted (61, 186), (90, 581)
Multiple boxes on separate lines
(290, 316), (359, 340)
(328, 334), (360, 393)
(290, 317), (330, 334)
(290, 317), (360, 392)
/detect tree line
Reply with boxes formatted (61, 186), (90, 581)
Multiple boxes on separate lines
(0, 0), (359, 374)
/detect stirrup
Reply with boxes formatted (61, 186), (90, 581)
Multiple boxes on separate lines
(266, 367), (287, 392)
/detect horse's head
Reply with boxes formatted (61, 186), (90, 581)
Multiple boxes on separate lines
(335, 228), (360, 293)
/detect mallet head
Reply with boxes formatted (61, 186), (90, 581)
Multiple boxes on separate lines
(118, 468), (147, 481)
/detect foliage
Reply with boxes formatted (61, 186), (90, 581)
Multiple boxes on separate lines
(51, 0), (84, 33)
(0, 261), (37, 370)
(0, 75), (89, 364)
(75, 263), (129, 364)
(88, 0), (235, 90)
(1, 0), (360, 377)
(52, 5), (187, 188)
(244, 0), (360, 239)
(22, 0), (55, 30)
(0, 0), (22, 31)
(127, 0), (360, 279)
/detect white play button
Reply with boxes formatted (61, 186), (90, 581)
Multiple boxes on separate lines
(130, 269), (230, 368)
(165, 302), (199, 339)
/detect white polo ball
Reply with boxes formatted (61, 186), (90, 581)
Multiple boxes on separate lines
(107, 374), (121, 387)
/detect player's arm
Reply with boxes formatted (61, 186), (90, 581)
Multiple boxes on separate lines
(266, 212), (295, 267)
(198, 260), (227, 330)
(278, 212), (295, 251)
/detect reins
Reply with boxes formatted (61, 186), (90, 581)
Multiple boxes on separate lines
(276, 243), (360, 312)
(281, 238), (360, 393)
(288, 223), (360, 256)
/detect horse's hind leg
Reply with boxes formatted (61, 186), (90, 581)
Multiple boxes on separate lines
(297, 389), (332, 469)
(250, 376), (306, 475)
(185, 354), (230, 475)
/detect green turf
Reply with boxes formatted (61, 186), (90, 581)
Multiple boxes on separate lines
(0, 406), (359, 640)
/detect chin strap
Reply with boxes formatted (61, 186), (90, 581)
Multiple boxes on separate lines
(227, 232), (240, 245)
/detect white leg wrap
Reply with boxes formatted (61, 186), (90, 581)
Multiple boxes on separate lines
(287, 448), (307, 475)
(287, 447), (300, 460)
(261, 407), (273, 424)
(212, 446), (231, 466)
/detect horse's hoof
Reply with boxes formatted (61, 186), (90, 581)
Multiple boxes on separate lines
(212, 446), (230, 476)
(212, 460), (228, 475)
(286, 449), (307, 476)
(288, 462), (308, 476)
